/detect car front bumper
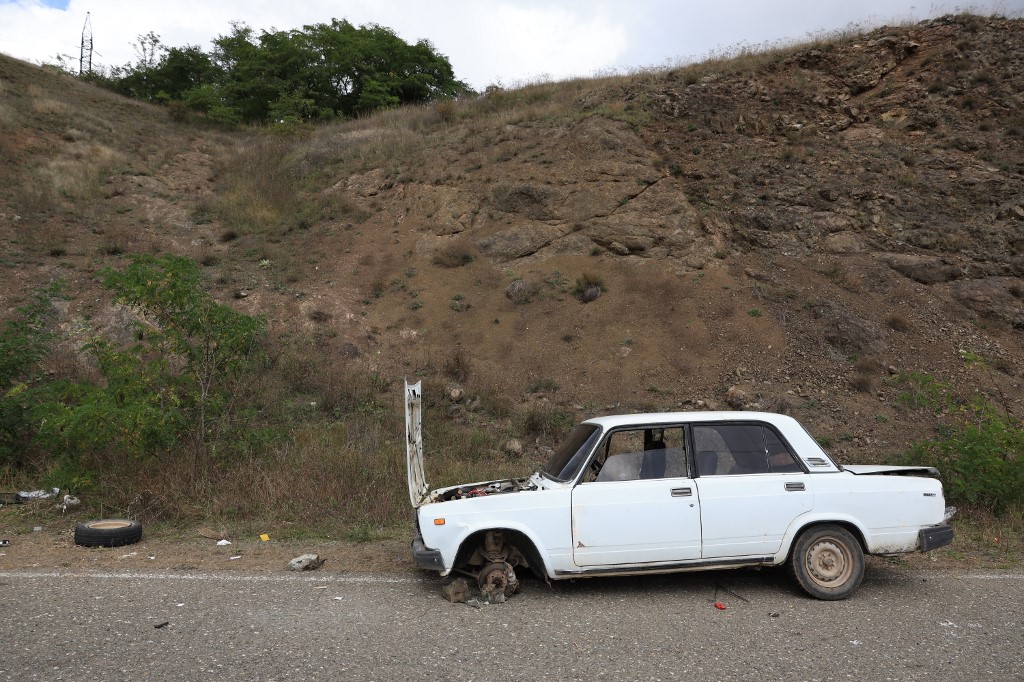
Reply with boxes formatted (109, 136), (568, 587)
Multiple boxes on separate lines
(919, 524), (954, 552)
(411, 533), (445, 571)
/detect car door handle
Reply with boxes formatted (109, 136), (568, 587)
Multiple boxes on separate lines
(671, 487), (692, 497)
(785, 482), (805, 491)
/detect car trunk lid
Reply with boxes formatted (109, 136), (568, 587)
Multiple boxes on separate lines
(843, 464), (940, 477)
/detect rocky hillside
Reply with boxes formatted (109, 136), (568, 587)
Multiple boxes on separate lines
(1, 14), (1022, 466)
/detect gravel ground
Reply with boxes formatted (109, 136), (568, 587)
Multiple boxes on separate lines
(2, 562), (1022, 681)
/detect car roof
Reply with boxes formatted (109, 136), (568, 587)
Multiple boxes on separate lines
(581, 411), (802, 430)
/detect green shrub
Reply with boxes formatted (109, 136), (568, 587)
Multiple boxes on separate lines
(18, 255), (267, 470)
(891, 371), (954, 412)
(896, 403), (1024, 514)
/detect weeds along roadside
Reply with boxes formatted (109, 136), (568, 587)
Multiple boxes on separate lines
(0, 269), (574, 536)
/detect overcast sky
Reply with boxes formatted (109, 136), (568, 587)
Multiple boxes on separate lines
(1, 0), (1021, 90)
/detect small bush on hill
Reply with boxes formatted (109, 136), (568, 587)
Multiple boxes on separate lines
(433, 241), (475, 268)
(572, 272), (606, 303)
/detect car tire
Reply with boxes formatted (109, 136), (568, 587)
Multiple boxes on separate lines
(788, 524), (864, 600)
(74, 519), (143, 548)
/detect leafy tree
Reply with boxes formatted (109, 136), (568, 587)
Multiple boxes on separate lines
(98, 19), (469, 124)
(100, 254), (266, 453)
(9, 257), (266, 475)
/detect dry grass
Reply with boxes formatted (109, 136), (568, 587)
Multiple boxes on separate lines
(432, 237), (476, 268)
(442, 346), (472, 383)
(27, 83), (70, 116)
(213, 137), (312, 235)
(851, 356), (882, 393)
(66, 361), (548, 531)
(939, 505), (1024, 568)
(0, 99), (15, 128)
(46, 142), (122, 199)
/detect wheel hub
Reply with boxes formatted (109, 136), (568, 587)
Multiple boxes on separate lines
(807, 540), (848, 584)
(478, 562), (519, 597)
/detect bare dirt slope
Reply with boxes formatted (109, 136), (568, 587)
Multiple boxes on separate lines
(1, 13), (1022, 470)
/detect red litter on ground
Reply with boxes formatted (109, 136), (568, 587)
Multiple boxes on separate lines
(714, 601), (727, 610)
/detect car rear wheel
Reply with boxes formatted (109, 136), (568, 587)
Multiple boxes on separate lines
(789, 524), (864, 600)
(74, 519), (143, 548)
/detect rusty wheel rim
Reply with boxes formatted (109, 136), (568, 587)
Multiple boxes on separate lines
(806, 538), (852, 587)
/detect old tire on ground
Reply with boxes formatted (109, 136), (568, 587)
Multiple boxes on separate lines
(788, 524), (864, 600)
(74, 519), (143, 548)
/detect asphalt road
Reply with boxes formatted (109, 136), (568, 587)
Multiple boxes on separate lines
(1, 563), (1021, 681)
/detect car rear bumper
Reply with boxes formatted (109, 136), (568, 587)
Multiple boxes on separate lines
(919, 524), (954, 552)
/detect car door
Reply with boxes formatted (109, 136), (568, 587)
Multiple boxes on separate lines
(571, 426), (702, 566)
(691, 423), (812, 558)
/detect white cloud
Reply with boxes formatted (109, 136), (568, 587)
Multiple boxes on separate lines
(0, 0), (1021, 89)
(455, 3), (629, 86)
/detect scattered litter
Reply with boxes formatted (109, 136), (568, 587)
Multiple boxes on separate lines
(0, 540), (10, 547)
(32, 526), (42, 532)
(120, 552), (138, 559)
(55, 495), (80, 514)
(940, 621), (959, 628)
(312, 586), (328, 590)
(716, 583), (751, 603)
(333, 596), (344, 601)
(769, 612), (780, 618)
(148, 555), (156, 560)
(466, 598), (483, 609)
(441, 578), (469, 604)
(259, 534), (270, 542)
(154, 622), (169, 629)
(288, 553), (325, 571)
(229, 555), (242, 561)
(176, 603), (185, 607)
(850, 640), (861, 646)
(18, 488), (60, 500)
(714, 601), (727, 610)
(216, 539), (232, 546)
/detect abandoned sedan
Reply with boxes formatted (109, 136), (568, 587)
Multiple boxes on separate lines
(405, 381), (954, 600)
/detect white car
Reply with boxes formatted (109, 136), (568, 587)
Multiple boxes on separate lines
(405, 381), (954, 600)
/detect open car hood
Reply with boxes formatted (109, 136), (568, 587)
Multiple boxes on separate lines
(843, 464), (940, 477)
(405, 379), (428, 508)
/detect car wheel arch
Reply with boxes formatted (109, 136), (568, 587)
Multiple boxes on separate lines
(454, 527), (548, 581)
(800, 519), (866, 546)
(782, 516), (868, 560)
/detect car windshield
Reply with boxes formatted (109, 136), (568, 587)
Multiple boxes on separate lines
(540, 423), (602, 482)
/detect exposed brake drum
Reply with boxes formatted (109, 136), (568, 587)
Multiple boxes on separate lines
(478, 561), (519, 597)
